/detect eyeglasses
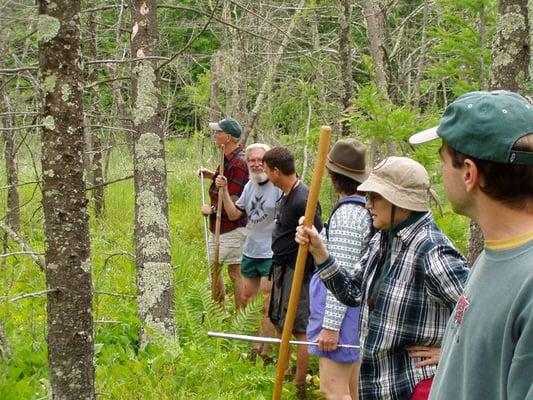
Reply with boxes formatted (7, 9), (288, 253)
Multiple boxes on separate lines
(247, 158), (263, 165)
(365, 192), (383, 203)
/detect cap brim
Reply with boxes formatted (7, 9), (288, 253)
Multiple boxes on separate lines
(209, 122), (221, 131)
(409, 126), (439, 144)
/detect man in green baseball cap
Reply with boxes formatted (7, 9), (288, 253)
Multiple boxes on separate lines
(409, 90), (533, 400)
(198, 116), (248, 309)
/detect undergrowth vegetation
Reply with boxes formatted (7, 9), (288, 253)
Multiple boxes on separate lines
(0, 137), (468, 399)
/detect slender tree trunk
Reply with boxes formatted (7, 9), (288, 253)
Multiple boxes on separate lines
(0, 322), (10, 362)
(209, 50), (223, 122)
(338, 0), (354, 135)
(363, 0), (390, 99)
(1, 87), (20, 245)
(412, 0), (430, 109)
(479, 4), (487, 90)
(38, 1), (95, 398)
(87, 2), (105, 217)
(130, 0), (176, 347)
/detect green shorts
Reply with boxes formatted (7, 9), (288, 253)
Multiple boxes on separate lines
(241, 255), (272, 278)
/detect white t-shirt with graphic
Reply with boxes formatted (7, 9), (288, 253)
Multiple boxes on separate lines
(236, 180), (283, 259)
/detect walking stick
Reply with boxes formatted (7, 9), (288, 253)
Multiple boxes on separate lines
(272, 126), (331, 400)
(200, 170), (211, 266)
(211, 144), (225, 303)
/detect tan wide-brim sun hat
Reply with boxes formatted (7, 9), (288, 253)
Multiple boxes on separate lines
(325, 140), (369, 183)
(358, 156), (431, 212)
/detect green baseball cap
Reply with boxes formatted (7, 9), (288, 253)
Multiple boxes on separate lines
(209, 117), (242, 138)
(409, 90), (533, 165)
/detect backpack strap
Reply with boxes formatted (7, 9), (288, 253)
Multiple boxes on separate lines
(325, 195), (367, 241)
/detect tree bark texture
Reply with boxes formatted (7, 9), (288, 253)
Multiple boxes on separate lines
(491, 0), (530, 92)
(338, 0), (354, 135)
(130, 0), (176, 347)
(38, 1), (95, 399)
(87, 2), (105, 217)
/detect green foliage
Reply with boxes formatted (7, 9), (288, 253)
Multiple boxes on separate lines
(427, 0), (496, 97)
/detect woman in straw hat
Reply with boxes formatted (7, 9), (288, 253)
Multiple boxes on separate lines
(307, 140), (373, 400)
(296, 156), (469, 400)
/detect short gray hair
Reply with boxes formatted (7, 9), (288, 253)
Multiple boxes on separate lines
(245, 143), (270, 158)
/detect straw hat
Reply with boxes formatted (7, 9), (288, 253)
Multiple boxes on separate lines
(325, 140), (369, 183)
(358, 157), (431, 211)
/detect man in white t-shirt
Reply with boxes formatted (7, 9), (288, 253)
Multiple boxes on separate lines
(216, 143), (282, 359)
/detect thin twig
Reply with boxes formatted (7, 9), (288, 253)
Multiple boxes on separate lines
(86, 56), (169, 65)
(9, 288), (57, 303)
(0, 251), (43, 259)
(94, 290), (136, 298)
(86, 175), (133, 191)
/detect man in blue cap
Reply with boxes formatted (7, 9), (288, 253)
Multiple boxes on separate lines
(409, 90), (533, 400)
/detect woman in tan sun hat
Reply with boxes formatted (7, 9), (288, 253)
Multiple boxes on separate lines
(307, 140), (373, 400)
(296, 156), (470, 400)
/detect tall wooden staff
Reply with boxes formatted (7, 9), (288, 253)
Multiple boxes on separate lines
(272, 126), (331, 400)
(211, 144), (225, 303)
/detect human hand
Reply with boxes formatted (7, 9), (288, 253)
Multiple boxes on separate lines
(197, 167), (214, 179)
(215, 175), (227, 189)
(317, 328), (339, 352)
(201, 204), (213, 216)
(295, 216), (329, 263)
(407, 345), (440, 367)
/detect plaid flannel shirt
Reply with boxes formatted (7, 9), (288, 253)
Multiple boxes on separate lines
(209, 146), (248, 233)
(317, 212), (469, 399)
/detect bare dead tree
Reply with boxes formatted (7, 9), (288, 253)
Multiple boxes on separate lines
(1, 85), (21, 244)
(38, 0), (95, 398)
(129, 0), (176, 347)
(363, 0), (391, 99)
(86, 1), (105, 217)
(241, 0), (306, 144)
(338, 0), (354, 135)
(412, 0), (430, 109)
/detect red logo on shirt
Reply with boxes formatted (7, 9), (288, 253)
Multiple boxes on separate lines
(455, 295), (470, 325)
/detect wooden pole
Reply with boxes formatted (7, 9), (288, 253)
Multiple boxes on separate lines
(272, 126), (331, 400)
(211, 144), (225, 303)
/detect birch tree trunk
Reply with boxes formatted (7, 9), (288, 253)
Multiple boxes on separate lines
(129, 0), (176, 347)
(38, 0), (95, 398)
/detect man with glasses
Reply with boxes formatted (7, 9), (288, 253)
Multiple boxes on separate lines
(296, 156), (469, 400)
(215, 143), (282, 360)
(199, 117), (248, 308)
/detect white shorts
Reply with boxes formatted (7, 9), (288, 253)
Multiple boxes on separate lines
(208, 227), (246, 265)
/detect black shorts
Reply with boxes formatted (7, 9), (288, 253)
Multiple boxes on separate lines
(268, 262), (310, 334)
